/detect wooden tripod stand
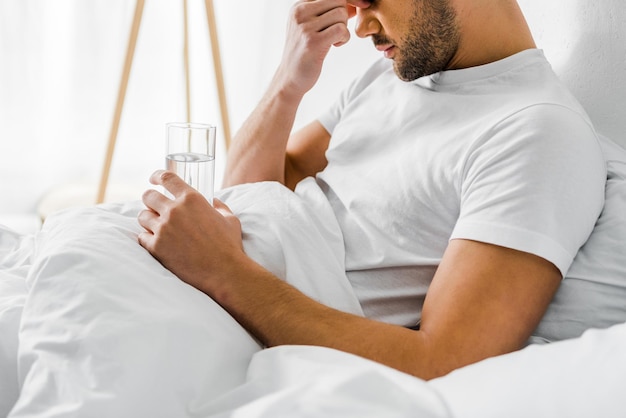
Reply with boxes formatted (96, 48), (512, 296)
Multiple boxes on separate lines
(95, 0), (231, 204)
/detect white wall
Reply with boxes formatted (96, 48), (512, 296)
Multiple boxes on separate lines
(518, 0), (626, 146)
(0, 0), (378, 233)
(0, 0), (624, 233)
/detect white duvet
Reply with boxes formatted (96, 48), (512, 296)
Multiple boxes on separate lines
(1, 179), (626, 417)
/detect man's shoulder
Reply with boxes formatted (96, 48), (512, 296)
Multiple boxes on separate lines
(343, 58), (395, 98)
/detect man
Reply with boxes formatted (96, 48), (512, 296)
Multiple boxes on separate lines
(138, 0), (605, 380)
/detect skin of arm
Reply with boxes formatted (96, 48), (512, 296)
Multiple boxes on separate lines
(138, 172), (562, 380)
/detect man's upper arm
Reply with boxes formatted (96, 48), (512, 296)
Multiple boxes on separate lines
(284, 121), (332, 190)
(418, 238), (562, 378)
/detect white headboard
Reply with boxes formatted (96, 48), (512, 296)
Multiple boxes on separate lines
(519, 0), (626, 147)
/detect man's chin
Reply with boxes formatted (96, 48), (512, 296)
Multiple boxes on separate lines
(393, 57), (444, 82)
(393, 62), (426, 82)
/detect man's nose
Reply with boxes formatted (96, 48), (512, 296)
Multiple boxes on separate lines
(352, 5), (380, 38)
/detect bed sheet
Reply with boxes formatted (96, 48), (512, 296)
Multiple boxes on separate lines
(0, 223), (33, 416)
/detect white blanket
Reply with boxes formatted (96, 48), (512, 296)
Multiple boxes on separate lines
(1, 180), (365, 417)
(1, 179), (626, 417)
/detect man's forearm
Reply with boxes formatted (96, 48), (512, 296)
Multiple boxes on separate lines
(192, 240), (559, 381)
(199, 253), (442, 380)
(222, 79), (303, 188)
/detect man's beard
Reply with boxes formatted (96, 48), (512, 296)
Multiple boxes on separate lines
(377, 0), (460, 81)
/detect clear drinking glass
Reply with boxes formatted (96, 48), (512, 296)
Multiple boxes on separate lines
(165, 122), (216, 204)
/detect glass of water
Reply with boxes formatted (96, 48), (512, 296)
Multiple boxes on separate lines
(165, 122), (216, 204)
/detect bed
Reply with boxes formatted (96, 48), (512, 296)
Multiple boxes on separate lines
(1, 132), (625, 417)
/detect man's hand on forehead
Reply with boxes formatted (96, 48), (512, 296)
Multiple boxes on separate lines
(347, 0), (371, 7)
(347, 0), (371, 13)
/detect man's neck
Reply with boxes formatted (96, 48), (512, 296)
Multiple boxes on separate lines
(447, 0), (536, 70)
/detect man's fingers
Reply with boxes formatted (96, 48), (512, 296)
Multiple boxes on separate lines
(316, 4), (351, 47)
(213, 198), (233, 217)
(347, 0), (371, 9)
(346, 4), (357, 19)
(331, 23), (351, 47)
(136, 208), (158, 251)
(141, 187), (170, 216)
(137, 230), (153, 251)
(137, 208), (159, 233)
(149, 170), (190, 199)
(293, 0), (346, 22)
(293, 0), (350, 37)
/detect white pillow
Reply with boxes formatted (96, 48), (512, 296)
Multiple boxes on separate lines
(10, 201), (262, 417)
(533, 134), (626, 341)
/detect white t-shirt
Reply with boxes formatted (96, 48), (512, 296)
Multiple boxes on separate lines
(314, 49), (606, 337)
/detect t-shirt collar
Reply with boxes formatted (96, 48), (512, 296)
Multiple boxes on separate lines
(412, 48), (546, 87)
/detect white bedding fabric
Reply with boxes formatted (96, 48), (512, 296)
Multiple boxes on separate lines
(1, 180), (364, 417)
(1, 159), (625, 416)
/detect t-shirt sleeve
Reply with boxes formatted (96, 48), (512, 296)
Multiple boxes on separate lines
(318, 58), (391, 135)
(451, 104), (606, 276)
(317, 94), (344, 136)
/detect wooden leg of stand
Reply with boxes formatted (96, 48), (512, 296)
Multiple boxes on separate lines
(204, 0), (232, 150)
(183, 0), (191, 122)
(96, 0), (145, 204)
